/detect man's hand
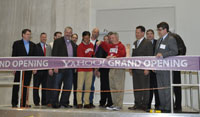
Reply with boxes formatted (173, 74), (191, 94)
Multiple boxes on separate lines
(156, 53), (163, 58)
(49, 69), (53, 76)
(144, 70), (149, 76)
(33, 70), (37, 75)
(129, 69), (133, 76)
(54, 69), (58, 73)
(96, 40), (102, 46)
(95, 69), (100, 78)
(106, 56), (116, 59)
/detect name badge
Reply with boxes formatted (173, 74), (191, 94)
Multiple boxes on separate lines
(132, 45), (136, 49)
(160, 44), (166, 49)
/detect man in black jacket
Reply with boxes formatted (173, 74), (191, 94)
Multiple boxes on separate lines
(170, 32), (186, 112)
(51, 27), (77, 108)
(146, 29), (160, 110)
(95, 34), (113, 108)
(12, 29), (37, 107)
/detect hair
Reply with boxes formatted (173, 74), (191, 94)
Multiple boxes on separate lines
(146, 29), (154, 34)
(103, 35), (108, 39)
(82, 31), (91, 37)
(108, 31), (113, 36)
(111, 32), (119, 38)
(157, 22), (169, 32)
(40, 32), (47, 37)
(72, 33), (78, 38)
(22, 29), (31, 37)
(136, 26), (145, 32)
(64, 26), (73, 32)
(54, 31), (62, 37)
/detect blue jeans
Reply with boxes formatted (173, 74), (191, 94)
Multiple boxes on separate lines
(52, 69), (73, 105)
(90, 73), (96, 103)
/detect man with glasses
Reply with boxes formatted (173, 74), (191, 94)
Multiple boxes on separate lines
(155, 22), (178, 113)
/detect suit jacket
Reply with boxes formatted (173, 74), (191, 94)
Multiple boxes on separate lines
(132, 38), (153, 57)
(12, 39), (37, 57)
(52, 37), (77, 57)
(36, 43), (51, 56)
(169, 32), (186, 55)
(154, 34), (178, 58)
(132, 38), (153, 72)
(152, 39), (157, 54)
(52, 37), (77, 72)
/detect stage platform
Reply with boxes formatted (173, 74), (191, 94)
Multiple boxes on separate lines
(0, 105), (199, 117)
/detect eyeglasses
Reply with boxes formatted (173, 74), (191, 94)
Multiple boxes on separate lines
(157, 28), (164, 31)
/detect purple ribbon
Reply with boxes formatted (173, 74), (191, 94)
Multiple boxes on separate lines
(0, 56), (199, 71)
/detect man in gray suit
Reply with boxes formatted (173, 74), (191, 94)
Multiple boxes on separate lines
(128, 26), (153, 111)
(155, 22), (178, 113)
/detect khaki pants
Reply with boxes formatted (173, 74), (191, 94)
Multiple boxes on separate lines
(109, 69), (125, 108)
(77, 71), (93, 105)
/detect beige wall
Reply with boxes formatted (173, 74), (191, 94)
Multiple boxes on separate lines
(0, 0), (90, 105)
(0, 0), (90, 57)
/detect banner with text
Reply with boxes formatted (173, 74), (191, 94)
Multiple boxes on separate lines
(0, 56), (199, 71)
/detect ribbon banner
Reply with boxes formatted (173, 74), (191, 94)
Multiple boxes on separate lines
(0, 56), (199, 71)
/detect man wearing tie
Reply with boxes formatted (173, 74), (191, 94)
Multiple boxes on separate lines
(146, 29), (160, 110)
(51, 27), (77, 108)
(12, 29), (37, 107)
(128, 26), (153, 112)
(155, 22), (178, 113)
(33, 33), (51, 106)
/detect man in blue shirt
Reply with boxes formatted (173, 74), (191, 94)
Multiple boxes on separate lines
(12, 29), (37, 108)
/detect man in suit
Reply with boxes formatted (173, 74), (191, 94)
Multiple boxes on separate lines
(155, 22), (178, 113)
(12, 29), (37, 107)
(128, 26), (153, 111)
(49, 32), (62, 48)
(89, 28), (99, 108)
(33, 33), (51, 106)
(71, 33), (78, 107)
(169, 32), (186, 112)
(95, 34), (113, 108)
(46, 31), (62, 107)
(51, 26), (77, 108)
(146, 29), (160, 110)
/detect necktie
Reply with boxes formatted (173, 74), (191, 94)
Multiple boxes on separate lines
(137, 40), (140, 48)
(157, 38), (163, 49)
(43, 44), (46, 56)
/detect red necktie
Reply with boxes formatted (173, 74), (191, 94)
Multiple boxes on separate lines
(43, 44), (46, 56)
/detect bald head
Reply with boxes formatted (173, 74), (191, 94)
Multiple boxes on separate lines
(91, 28), (99, 40)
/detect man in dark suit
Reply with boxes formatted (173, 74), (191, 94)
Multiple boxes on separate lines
(146, 29), (160, 110)
(71, 33), (78, 107)
(89, 28), (99, 108)
(155, 22), (178, 113)
(128, 26), (153, 111)
(95, 34), (113, 108)
(33, 33), (51, 106)
(51, 26), (77, 108)
(12, 29), (37, 107)
(170, 32), (186, 112)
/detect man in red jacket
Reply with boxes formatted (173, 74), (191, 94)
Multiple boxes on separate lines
(76, 31), (94, 109)
(99, 32), (126, 111)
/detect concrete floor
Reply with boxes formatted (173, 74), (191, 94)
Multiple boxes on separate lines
(0, 105), (199, 117)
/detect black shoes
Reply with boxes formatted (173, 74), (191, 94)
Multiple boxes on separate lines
(76, 104), (83, 109)
(61, 104), (73, 108)
(52, 103), (61, 108)
(90, 103), (95, 108)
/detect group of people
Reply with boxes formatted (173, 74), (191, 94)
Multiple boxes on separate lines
(11, 21), (186, 113)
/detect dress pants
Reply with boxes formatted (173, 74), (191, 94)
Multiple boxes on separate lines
(12, 71), (32, 107)
(99, 68), (112, 106)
